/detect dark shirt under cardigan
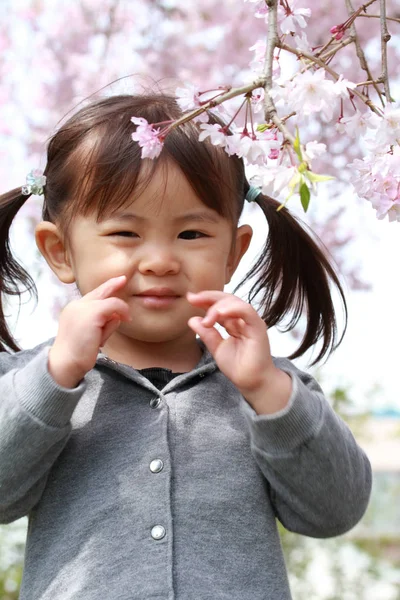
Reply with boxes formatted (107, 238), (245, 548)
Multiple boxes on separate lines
(0, 339), (372, 599)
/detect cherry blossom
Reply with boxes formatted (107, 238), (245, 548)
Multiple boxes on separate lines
(365, 105), (400, 152)
(269, 82), (293, 109)
(289, 70), (342, 121)
(304, 141), (327, 161)
(250, 1), (269, 20)
(350, 157), (374, 197)
(198, 123), (227, 146)
(255, 163), (300, 199)
(333, 76), (356, 98)
(293, 31), (312, 53)
(279, 1), (311, 34)
(250, 0), (310, 35)
(351, 148), (400, 222)
(336, 111), (375, 138)
(370, 189), (400, 222)
(175, 84), (202, 111)
(330, 25), (346, 41)
(272, 70), (355, 125)
(268, 148), (280, 160)
(236, 133), (277, 165)
(374, 174), (399, 201)
(249, 41), (280, 75)
(224, 133), (243, 157)
(192, 112), (210, 124)
(250, 89), (265, 114)
(131, 117), (164, 159)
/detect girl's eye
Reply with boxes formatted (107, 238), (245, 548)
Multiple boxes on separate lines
(178, 230), (207, 240)
(110, 231), (138, 238)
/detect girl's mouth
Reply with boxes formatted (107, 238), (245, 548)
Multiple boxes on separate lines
(134, 288), (180, 308)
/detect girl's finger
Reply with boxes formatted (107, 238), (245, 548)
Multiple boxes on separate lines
(202, 300), (261, 329)
(187, 290), (229, 308)
(94, 297), (132, 324)
(188, 292), (258, 328)
(100, 317), (121, 347)
(84, 276), (127, 301)
(188, 316), (224, 356)
(222, 317), (247, 338)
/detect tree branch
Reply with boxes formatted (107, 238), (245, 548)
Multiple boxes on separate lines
(356, 79), (383, 86)
(165, 79), (266, 131)
(359, 13), (400, 24)
(262, 0), (296, 144)
(345, 0), (384, 106)
(380, 0), (392, 101)
(317, 36), (355, 63)
(263, 0), (278, 92)
(278, 41), (383, 116)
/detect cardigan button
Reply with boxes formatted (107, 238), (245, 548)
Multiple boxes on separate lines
(149, 397), (161, 409)
(151, 525), (166, 540)
(150, 459), (164, 473)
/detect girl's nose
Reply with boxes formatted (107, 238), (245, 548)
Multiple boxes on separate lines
(138, 246), (180, 276)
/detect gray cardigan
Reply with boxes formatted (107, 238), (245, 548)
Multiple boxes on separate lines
(0, 340), (371, 600)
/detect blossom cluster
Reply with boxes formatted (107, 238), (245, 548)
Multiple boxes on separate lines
(130, 82), (328, 211)
(342, 107), (400, 222)
(128, 0), (398, 221)
(271, 70), (356, 122)
(130, 97), (282, 166)
(131, 117), (164, 159)
(131, 66), (353, 209)
(245, 0), (311, 35)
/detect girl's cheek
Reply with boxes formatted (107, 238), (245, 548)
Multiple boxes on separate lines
(103, 257), (139, 283)
(103, 251), (133, 269)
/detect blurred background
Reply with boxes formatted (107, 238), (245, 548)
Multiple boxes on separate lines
(0, 0), (399, 598)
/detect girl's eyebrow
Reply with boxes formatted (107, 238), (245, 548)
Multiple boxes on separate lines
(108, 211), (220, 224)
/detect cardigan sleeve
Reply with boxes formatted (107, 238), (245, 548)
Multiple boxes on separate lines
(0, 347), (86, 524)
(241, 357), (372, 538)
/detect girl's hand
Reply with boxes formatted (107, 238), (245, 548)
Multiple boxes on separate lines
(48, 276), (131, 388)
(187, 290), (292, 414)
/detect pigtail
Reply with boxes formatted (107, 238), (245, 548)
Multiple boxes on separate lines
(0, 188), (37, 352)
(236, 193), (347, 364)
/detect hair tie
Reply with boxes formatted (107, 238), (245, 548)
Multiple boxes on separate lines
(22, 169), (46, 196)
(245, 185), (262, 203)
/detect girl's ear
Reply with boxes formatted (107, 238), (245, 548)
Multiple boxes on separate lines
(35, 221), (76, 284)
(225, 224), (253, 284)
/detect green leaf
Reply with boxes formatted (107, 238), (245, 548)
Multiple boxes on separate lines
(304, 171), (334, 184)
(277, 171), (302, 211)
(304, 169), (335, 193)
(300, 182), (311, 212)
(256, 123), (271, 132)
(293, 127), (302, 161)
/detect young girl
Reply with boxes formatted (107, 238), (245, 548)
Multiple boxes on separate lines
(0, 94), (371, 600)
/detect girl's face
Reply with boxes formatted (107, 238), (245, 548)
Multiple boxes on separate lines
(40, 161), (252, 347)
